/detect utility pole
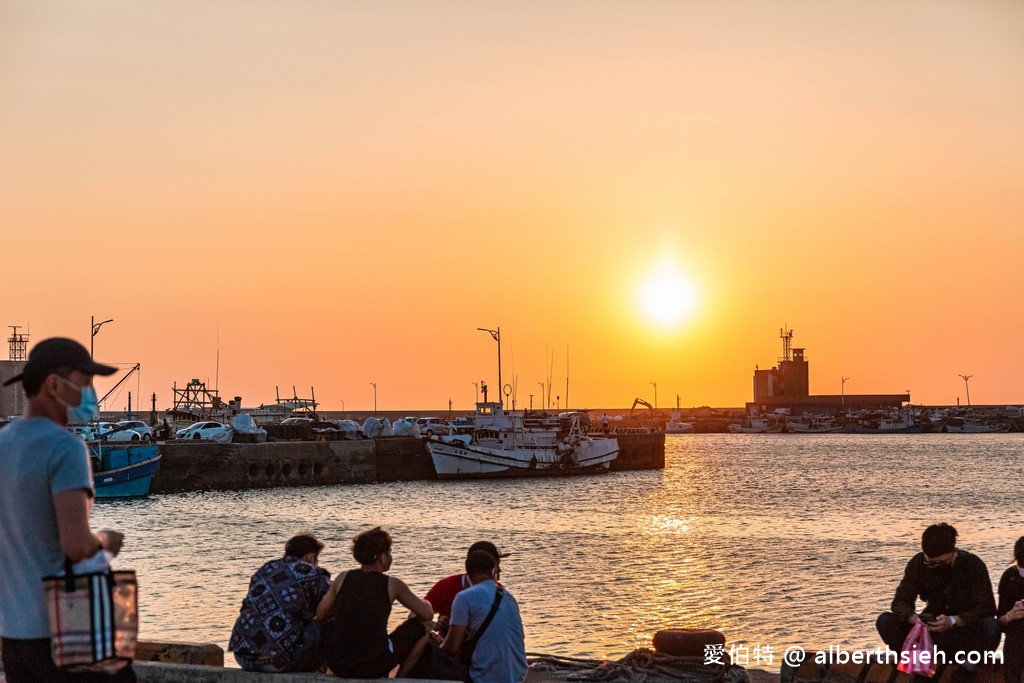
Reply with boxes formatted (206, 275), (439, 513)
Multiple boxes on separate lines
(959, 375), (972, 409)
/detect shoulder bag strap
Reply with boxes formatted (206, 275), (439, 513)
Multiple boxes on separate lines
(465, 586), (504, 650)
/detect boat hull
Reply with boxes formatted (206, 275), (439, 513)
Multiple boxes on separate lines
(427, 437), (619, 479)
(92, 443), (161, 498)
(845, 424), (925, 434)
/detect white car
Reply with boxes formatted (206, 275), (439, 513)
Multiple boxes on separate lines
(415, 417), (450, 438)
(116, 420), (152, 441)
(176, 421), (232, 442)
(96, 421), (144, 442)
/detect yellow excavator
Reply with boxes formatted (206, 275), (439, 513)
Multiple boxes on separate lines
(629, 398), (654, 415)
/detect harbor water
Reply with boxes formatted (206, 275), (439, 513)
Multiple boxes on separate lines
(93, 433), (1023, 670)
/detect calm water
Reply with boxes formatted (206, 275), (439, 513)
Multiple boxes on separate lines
(93, 434), (1023, 669)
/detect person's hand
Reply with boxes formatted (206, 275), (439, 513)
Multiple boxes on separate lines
(1007, 601), (1024, 623)
(96, 529), (124, 556)
(927, 615), (953, 632)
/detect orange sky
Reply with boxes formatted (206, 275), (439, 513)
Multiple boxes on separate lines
(2, 1), (1022, 411)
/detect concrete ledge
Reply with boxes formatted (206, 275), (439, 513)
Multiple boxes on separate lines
(781, 659), (1005, 683)
(134, 661), (458, 682)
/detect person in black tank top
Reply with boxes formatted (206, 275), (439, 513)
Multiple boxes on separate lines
(317, 527), (434, 678)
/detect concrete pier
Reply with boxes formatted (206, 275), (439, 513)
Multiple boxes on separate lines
(150, 433), (663, 494)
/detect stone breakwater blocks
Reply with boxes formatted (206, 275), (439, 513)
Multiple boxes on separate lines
(781, 657), (1004, 683)
(136, 641), (224, 666)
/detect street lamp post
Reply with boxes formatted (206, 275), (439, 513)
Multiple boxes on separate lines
(90, 316), (114, 358)
(841, 377), (850, 406)
(959, 374), (972, 408)
(472, 382), (479, 404)
(477, 327), (501, 405)
(650, 381), (657, 410)
(537, 382), (545, 411)
(370, 382), (377, 416)
(340, 399), (345, 411)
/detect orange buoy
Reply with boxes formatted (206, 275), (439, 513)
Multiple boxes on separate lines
(653, 628), (726, 658)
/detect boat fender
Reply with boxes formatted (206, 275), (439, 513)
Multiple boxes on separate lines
(652, 628), (726, 658)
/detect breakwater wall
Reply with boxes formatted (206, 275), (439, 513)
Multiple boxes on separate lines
(151, 432), (664, 493)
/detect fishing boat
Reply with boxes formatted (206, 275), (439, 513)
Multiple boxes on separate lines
(90, 442), (161, 498)
(844, 411), (924, 434)
(728, 417), (784, 434)
(665, 396), (695, 434)
(945, 418), (1009, 434)
(426, 401), (619, 479)
(786, 416), (844, 433)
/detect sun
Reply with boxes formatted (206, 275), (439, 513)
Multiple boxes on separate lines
(638, 265), (698, 329)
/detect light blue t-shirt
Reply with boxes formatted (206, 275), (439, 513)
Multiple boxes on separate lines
(0, 417), (93, 638)
(451, 579), (528, 683)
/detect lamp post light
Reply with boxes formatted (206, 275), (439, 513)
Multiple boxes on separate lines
(841, 377), (850, 406)
(477, 327), (501, 405)
(959, 374), (972, 409)
(370, 382), (377, 416)
(649, 381), (658, 410)
(90, 316), (114, 358)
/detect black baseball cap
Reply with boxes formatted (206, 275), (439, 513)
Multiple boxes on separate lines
(2, 337), (117, 387)
(468, 540), (509, 559)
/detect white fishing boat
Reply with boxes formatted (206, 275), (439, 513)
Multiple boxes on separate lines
(427, 401), (619, 479)
(945, 418), (1009, 433)
(665, 410), (695, 434)
(729, 417), (783, 434)
(786, 416), (843, 433)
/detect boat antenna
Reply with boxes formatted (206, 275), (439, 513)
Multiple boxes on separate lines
(565, 344), (569, 411)
(215, 320), (220, 393)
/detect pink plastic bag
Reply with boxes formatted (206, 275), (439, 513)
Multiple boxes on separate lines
(897, 623), (936, 677)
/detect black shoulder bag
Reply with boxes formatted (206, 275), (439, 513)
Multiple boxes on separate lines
(459, 586), (505, 666)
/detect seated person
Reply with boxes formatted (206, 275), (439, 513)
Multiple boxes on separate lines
(425, 540), (508, 633)
(876, 523), (999, 665)
(997, 536), (1024, 683)
(317, 526), (434, 678)
(441, 550), (527, 683)
(228, 533), (332, 673)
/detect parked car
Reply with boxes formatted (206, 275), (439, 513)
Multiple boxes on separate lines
(280, 417), (314, 426)
(116, 420), (153, 441)
(415, 417), (450, 437)
(175, 421), (232, 442)
(96, 421), (144, 442)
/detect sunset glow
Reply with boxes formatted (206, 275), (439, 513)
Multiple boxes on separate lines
(639, 266), (698, 331)
(2, 1), (1022, 409)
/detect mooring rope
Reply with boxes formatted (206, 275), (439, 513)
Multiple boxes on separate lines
(528, 648), (752, 682)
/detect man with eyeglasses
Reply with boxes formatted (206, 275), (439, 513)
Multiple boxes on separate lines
(876, 523), (999, 672)
(0, 337), (134, 682)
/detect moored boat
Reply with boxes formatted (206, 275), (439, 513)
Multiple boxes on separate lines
(786, 416), (844, 433)
(945, 418), (1009, 434)
(91, 442), (161, 498)
(728, 418), (783, 434)
(426, 401), (619, 478)
(665, 410), (695, 434)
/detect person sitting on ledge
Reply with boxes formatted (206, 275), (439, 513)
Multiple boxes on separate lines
(997, 536), (1024, 683)
(424, 540), (508, 635)
(876, 522), (999, 667)
(317, 526), (434, 678)
(228, 533), (332, 673)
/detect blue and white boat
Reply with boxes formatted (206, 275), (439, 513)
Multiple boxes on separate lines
(90, 442), (161, 498)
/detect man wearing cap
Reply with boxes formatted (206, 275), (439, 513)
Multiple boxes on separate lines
(424, 541), (508, 633)
(441, 550), (527, 683)
(0, 337), (135, 682)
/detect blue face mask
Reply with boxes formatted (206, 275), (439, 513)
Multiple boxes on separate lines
(59, 377), (100, 424)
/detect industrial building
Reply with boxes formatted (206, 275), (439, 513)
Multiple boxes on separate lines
(746, 329), (908, 416)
